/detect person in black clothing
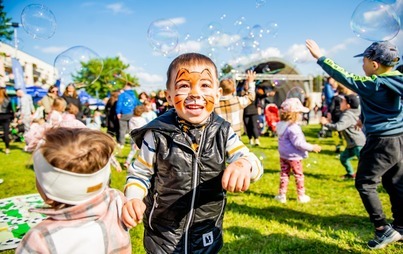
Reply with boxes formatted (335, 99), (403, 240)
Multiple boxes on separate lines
(0, 86), (14, 155)
(62, 83), (82, 121)
(104, 90), (120, 140)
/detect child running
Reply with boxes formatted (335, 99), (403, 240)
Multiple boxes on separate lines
(320, 94), (366, 179)
(16, 127), (131, 253)
(306, 39), (403, 250)
(275, 98), (321, 204)
(122, 53), (263, 253)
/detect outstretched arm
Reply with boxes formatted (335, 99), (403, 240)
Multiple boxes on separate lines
(306, 39), (324, 60)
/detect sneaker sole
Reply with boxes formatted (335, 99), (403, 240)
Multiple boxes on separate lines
(368, 231), (401, 250)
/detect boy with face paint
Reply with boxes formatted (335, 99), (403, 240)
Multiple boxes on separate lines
(122, 53), (263, 253)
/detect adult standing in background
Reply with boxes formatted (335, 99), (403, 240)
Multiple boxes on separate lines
(104, 90), (120, 140)
(16, 88), (35, 134)
(116, 83), (140, 148)
(40, 85), (59, 118)
(62, 83), (82, 121)
(0, 86), (14, 156)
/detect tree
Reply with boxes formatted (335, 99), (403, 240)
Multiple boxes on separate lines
(0, 0), (13, 42)
(221, 64), (233, 76)
(73, 56), (139, 99)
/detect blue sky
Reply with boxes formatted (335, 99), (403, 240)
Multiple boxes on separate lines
(3, 0), (403, 91)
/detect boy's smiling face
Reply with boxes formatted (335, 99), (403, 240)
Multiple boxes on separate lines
(166, 66), (221, 124)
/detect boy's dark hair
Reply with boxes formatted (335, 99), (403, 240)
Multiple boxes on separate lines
(345, 94), (360, 109)
(166, 53), (218, 89)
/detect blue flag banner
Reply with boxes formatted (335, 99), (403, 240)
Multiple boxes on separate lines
(11, 58), (26, 92)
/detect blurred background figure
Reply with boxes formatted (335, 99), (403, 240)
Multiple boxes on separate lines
(62, 83), (82, 121)
(0, 85), (14, 156)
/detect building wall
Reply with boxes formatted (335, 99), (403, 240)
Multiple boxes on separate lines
(0, 42), (55, 88)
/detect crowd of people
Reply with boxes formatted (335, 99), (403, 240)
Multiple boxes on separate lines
(0, 38), (401, 252)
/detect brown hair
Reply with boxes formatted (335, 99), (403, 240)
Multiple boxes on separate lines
(66, 103), (79, 115)
(0, 87), (8, 105)
(166, 53), (218, 89)
(133, 105), (146, 116)
(52, 97), (67, 112)
(280, 111), (299, 123)
(220, 79), (235, 95)
(39, 127), (116, 174)
(62, 83), (78, 98)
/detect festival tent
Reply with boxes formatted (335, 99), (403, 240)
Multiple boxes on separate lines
(25, 86), (48, 104)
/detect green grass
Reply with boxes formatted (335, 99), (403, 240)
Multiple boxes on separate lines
(0, 124), (402, 253)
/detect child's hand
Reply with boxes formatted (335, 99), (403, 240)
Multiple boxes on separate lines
(222, 158), (251, 192)
(305, 39), (323, 60)
(320, 117), (329, 125)
(312, 144), (322, 153)
(355, 118), (363, 130)
(122, 198), (146, 228)
(246, 70), (256, 84)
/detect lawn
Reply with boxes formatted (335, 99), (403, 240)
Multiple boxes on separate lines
(0, 124), (401, 253)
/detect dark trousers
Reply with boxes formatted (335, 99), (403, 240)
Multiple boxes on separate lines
(355, 133), (403, 228)
(0, 119), (11, 149)
(243, 114), (260, 139)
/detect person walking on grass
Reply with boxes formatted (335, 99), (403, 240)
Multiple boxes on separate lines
(306, 39), (403, 250)
(274, 98), (321, 204)
(215, 70), (256, 137)
(321, 94), (365, 179)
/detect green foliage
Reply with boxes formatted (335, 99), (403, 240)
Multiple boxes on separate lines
(73, 56), (139, 98)
(0, 124), (402, 253)
(0, 0), (13, 42)
(221, 63), (233, 75)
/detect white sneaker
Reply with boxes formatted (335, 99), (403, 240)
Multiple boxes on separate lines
(274, 194), (286, 203)
(255, 139), (260, 146)
(0, 179), (4, 184)
(249, 139), (255, 145)
(298, 195), (311, 203)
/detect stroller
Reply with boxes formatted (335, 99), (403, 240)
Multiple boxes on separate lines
(264, 103), (280, 137)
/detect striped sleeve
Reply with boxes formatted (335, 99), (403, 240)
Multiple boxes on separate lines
(225, 127), (263, 182)
(124, 130), (155, 200)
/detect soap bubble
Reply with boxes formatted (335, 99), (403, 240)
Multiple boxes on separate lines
(255, 152), (267, 161)
(256, 0), (267, 8)
(54, 46), (103, 88)
(350, 0), (400, 41)
(286, 87), (305, 103)
(147, 19), (179, 56)
(21, 4), (57, 39)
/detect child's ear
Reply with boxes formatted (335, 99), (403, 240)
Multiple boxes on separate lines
(165, 90), (174, 106)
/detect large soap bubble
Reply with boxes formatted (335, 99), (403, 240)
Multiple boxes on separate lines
(147, 19), (179, 56)
(54, 46), (103, 88)
(21, 4), (57, 39)
(350, 0), (400, 41)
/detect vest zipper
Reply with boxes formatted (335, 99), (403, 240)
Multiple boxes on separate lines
(184, 128), (205, 254)
(148, 192), (158, 231)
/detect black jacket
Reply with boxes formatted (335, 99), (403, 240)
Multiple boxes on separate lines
(131, 109), (230, 254)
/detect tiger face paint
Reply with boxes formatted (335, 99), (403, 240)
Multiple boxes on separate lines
(166, 67), (221, 124)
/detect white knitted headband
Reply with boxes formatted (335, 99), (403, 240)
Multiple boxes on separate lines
(33, 150), (111, 205)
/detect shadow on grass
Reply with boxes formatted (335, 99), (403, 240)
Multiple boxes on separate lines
(223, 203), (374, 253)
(221, 226), (364, 254)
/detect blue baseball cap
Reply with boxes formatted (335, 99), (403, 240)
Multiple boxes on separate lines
(354, 41), (400, 67)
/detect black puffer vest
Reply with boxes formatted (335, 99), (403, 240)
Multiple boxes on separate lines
(131, 109), (230, 254)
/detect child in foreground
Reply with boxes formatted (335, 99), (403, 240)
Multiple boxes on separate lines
(275, 98), (321, 204)
(306, 39), (403, 250)
(122, 53), (263, 253)
(16, 127), (131, 254)
(320, 94), (365, 179)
